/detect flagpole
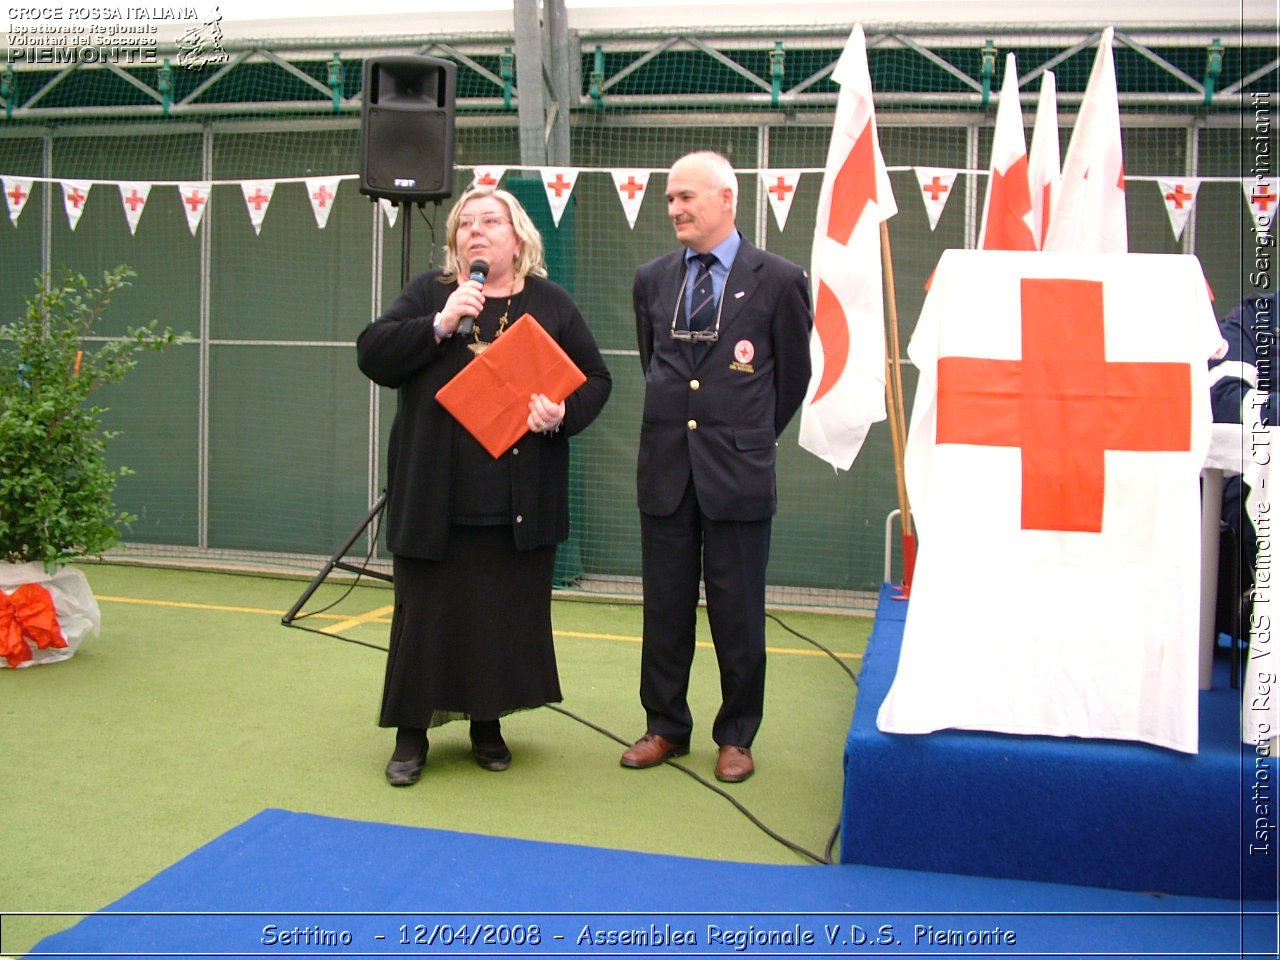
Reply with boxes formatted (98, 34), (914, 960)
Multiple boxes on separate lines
(880, 220), (916, 596)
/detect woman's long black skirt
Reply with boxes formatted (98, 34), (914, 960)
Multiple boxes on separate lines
(379, 525), (560, 729)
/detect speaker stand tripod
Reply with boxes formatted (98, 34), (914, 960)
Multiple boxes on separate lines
(282, 200), (438, 626)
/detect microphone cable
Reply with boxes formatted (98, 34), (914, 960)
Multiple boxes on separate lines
(285, 585), (862, 866)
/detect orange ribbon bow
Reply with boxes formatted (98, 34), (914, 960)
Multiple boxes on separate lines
(1, 583), (69, 667)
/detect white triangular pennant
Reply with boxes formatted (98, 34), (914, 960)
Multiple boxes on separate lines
(60, 180), (91, 231)
(913, 167), (959, 231)
(470, 166), (506, 190)
(3, 176), (34, 226)
(178, 182), (211, 236)
(538, 168), (580, 227)
(240, 180), (276, 235)
(1245, 178), (1278, 234)
(117, 181), (152, 235)
(611, 169), (650, 229)
(305, 176), (341, 229)
(1156, 177), (1200, 241)
(379, 198), (399, 228)
(760, 169), (801, 231)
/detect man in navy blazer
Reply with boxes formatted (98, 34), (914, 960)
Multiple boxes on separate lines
(622, 150), (813, 782)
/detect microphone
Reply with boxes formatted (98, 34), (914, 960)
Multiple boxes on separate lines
(457, 259), (489, 337)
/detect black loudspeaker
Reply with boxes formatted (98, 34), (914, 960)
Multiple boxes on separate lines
(359, 56), (457, 205)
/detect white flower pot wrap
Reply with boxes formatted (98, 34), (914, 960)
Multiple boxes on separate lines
(0, 562), (101, 668)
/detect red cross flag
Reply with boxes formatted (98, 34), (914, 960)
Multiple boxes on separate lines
(611, 169), (650, 230)
(878, 250), (1222, 754)
(913, 167), (958, 231)
(179, 182), (211, 236)
(1027, 70), (1060, 249)
(60, 180), (91, 232)
(470, 166), (506, 190)
(539, 168), (580, 227)
(3, 176), (34, 226)
(977, 54), (1035, 251)
(1043, 28), (1126, 253)
(240, 180), (276, 235)
(759, 169), (801, 231)
(798, 24), (898, 471)
(117, 181), (152, 235)
(305, 176), (341, 229)
(1157, 177), (1201, 241)
(1245, 177), (1278, 235)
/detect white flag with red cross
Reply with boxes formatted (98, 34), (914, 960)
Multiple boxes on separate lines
(913, 167), (958, 231)
(1043, 28), (1126, 253)
(798, 24), (898, 472)
(179, 182), (211, 236)
(305, 177), (341, 229)
(241, 180), (276, 235)
(611, 169), (650, 230)
(470, 166), (506, 190)
(1245, 178), (1278, 235)
(3, 176), (34, 226)
(1157, 178), (1200, 241)
(539, 168), (580, 227)
(61, 180), (91, 231)
(1027, 70), (1060, 249)
(118, 182), (152, 235)
(760, 169), (802, 231)
(977, 54), (1035, 251)
(878, 250), (1223, 754)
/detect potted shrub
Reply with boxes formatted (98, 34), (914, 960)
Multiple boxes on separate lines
(0, 266), (180, 667)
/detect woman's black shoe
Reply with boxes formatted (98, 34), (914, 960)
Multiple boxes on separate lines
(385, 737), (428, 786)
(470, 722), (512, 772)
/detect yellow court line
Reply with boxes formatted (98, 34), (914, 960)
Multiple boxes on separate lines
(95, 595), (862, 660)
(322, 605), (396, 635)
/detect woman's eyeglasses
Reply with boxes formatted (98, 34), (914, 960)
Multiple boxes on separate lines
(457, 215), (511, 231)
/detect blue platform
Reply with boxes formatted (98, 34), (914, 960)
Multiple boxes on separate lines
(842, 585), (1278, 902)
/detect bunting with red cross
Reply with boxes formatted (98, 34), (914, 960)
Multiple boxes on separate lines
(1245, 177), (1278, 235)
(1157, 177), (1201, 241)
(3, 175), (33, 226)
(879, 249), (1223, 754)
(760, 169), (802, 231)
(539, 168), (580, 227)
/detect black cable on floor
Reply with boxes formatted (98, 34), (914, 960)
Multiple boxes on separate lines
(544, 703), (830, 865)
(285, 586), (863, 867)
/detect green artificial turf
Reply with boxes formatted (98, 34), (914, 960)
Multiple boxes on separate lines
(1, 563), (871, 956)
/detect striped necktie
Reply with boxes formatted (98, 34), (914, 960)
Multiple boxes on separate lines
(688, 252), (718, 334)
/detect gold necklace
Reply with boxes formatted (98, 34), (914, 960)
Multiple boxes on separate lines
(468, 296), (513, 355)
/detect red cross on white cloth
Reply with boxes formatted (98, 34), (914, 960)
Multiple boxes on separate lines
(759, 169), (801, 232)
(470, 166), (506, 190)
(60, 180), (92, 231)
(878, 249), (1223, 755)
(3, 175), (33, 226)
(179, 182), (211, 236)
(913, 167), (959, 231)
(1245, 178), (1278, 235)
(117, 182), (152, 235)
(240, 180), (277, 235)
(1156, 177), (1201, 241)
(305, 176), (342, 229)
(538, 167), (580, 227)
(610, 169), (650, 230)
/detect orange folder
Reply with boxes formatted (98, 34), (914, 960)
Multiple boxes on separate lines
(435, 313), (586, 458)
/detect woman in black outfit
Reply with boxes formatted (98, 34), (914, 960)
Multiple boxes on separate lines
(356, 186), (612, 786)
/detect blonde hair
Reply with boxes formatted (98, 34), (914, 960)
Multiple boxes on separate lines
(440, 186), (547, 282)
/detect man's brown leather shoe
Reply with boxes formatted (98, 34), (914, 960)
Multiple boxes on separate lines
(620, 733), (688, 768)
(715, 745), (754, 782)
